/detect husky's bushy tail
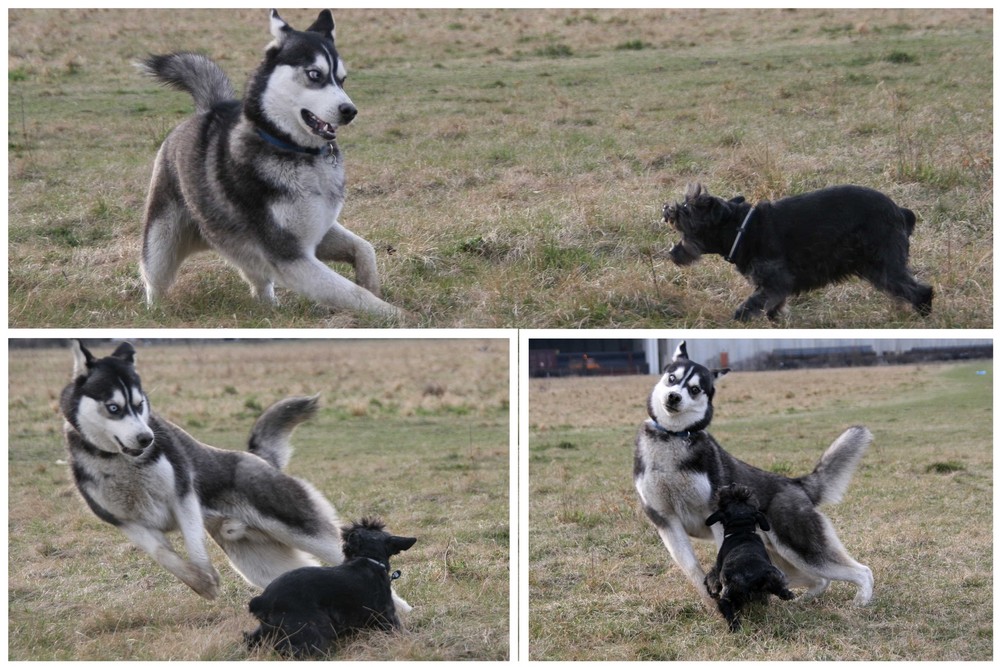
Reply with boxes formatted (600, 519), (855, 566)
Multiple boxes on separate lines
(799, 425), (872, 506)
(248, 395), (321, 470)
(138, 52), (236, 112)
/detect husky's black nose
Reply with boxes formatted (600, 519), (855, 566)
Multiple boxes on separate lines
(137, 432), (154, 448)
(667, 392), (682, 408)
(339, 103), (357, 124)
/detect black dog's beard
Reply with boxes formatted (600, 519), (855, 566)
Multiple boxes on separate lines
(669, 240), (702, 266)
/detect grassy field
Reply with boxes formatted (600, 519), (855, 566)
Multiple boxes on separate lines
(8, 9), (992, 328)
(529, 360), (992, 659)
(8, 339), (510, 660)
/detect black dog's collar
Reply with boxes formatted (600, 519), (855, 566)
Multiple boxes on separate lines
(364, 557), (389, 571)
(725, 206), (756, 264)
(257, 128), (336, 159)
(650, 419), (699, 439)
(363, 557), (402, 580)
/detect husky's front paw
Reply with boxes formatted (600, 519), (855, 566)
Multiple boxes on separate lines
(186, 562), (221, 600)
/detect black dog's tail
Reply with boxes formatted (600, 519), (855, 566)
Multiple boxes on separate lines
(800, 425), (872, 506)
(137, 52), (236, 113)
(248, 394), (321, 470)
(901, 207), (917, 236)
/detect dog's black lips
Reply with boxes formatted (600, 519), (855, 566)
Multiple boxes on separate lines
(115, 436), (145, 457)
(301, 109), (336, 140)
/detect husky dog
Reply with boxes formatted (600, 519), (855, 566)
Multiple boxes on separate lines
(245, 517), (417, 657)
(664, 183), (933, 320)
(703, 484), (795, 631)
(139, 10), (400, 319)
(60, 340), (344, 600)
(633, 341), (874, 609)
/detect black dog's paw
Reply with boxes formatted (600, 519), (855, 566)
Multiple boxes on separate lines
(733, 305), (760, 321)
(704, 573), (723, 599)
(915, 285), (933, 316)
(243, 628), (263, 649)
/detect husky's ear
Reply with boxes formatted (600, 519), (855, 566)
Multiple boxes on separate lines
(70, 339), (95, 379)
(713, 367), (730, 381)
(110, 342), (137, 365)
(389, 535), (417, 555)
(705, 510), (723, 527)
(672, 340), (689, 362)
(306, 9), (335, 42)
(755, 512), (771, 532)
(269, 9), (292, 45)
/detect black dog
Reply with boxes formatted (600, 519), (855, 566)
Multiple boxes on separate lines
(704, 485), (794, 631)
(244, 517), (416, 657)
(665, 183), (933, 320)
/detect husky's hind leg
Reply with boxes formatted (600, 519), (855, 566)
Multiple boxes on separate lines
(140, 153), (207, 305)
(211, 530), (321, 588)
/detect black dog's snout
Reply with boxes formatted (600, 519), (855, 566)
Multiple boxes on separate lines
(339, 103), (357, 124)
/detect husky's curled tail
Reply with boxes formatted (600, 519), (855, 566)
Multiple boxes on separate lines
(139, 53), (236, 112)
(800, 425), (872, 506)
(249, 394), (321, 470)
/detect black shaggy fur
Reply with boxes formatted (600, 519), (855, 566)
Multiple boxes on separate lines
(704, 485), (794, 631)
(664, 183), (933, 320)
(244, 517), (416, 657)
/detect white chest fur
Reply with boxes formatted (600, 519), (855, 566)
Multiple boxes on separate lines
(635, 428), (714, 539)
(88, 455), (181, 530)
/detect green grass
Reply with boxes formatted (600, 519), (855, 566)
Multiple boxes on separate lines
(8, 340), (510, 660)
(7, 9), (992, 327)
(529, 361), (992, 659)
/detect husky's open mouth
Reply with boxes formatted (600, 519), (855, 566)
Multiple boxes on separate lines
(301, 109), (337, 141)
(115, 436), (145, 457)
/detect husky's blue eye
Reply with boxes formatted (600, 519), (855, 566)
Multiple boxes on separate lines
(106, 404), (120, 414)
(667, 374), (676, 384)
(689, 385), (701, 396)
(306, 69), (323, 82)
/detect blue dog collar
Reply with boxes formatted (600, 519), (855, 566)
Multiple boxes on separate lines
(257, 128), (335, 158)
(649, 419), (696, 439)
(725, 206), (756, 263)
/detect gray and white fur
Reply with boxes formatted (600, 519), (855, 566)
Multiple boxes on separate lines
(633, 341), (874, 609)
(61, 340), (344, 600)
(138, 10), (400, 319)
